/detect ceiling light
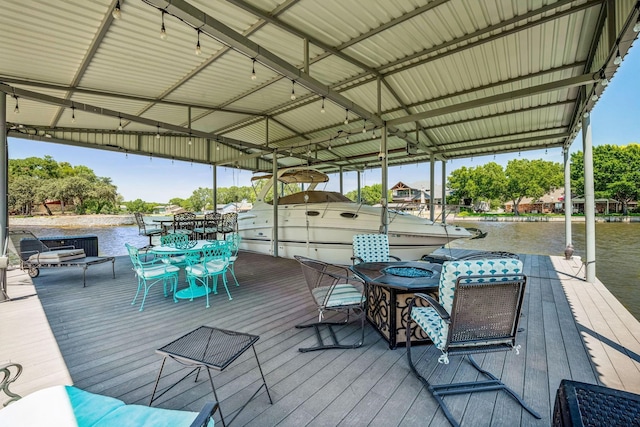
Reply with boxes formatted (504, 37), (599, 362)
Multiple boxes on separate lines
(600, 71), (609, 86)
(591, 93), (598, 101)
(634, 15), (640, 32)
(118, 116), (123, 131)
(251, 59), (257, 80)
(188, 134), (192, 145)
(71, 105), (76, 123)
(112, 0), (121, 19)
(13, 96), (19, 114)
(320, 97), (325, 113)
(160, 11), (167, 40)
(344, 109), (349, 125)
(195, 30), (202, 55)
(290, 81), (296, 100)
(362, 120), (367, 133)
(346, 135), (350, 143)
(583, 112), (589, 118)
(614, 49), (622, 65)
(156, 124), (161, 139)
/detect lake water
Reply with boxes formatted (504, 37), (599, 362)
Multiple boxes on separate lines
(18, 221), (640, 320)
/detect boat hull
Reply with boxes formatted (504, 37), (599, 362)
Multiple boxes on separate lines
(238, 202), (470, 264)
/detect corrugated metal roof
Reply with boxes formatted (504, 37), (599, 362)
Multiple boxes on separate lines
(2, 0), (639, 174)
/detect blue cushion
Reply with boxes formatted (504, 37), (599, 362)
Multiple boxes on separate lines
(0, 385), (213, 427)
(96, 403), (209, 427)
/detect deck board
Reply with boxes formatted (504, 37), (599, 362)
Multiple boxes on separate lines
(2, 249), (640, 425)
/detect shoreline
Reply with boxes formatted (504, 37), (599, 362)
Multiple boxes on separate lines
(9, 214), (136, 227)
(8, 213), (639, 227)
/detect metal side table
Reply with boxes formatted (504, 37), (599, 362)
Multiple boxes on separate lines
(150, 326), (272, 427)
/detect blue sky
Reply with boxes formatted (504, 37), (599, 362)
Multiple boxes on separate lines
(8, 44), (639, 203)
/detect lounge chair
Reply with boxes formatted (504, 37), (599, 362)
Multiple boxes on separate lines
(8, 229), (115, 288)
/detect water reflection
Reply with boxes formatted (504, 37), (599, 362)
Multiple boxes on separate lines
(452, 221), (640, 321)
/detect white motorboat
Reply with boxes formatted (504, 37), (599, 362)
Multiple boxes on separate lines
(237, 167), (473, 264)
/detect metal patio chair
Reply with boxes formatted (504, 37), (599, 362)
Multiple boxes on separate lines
(406, 258), (541, 427)
(217, 212), (238, 239)
(184, 242), (232, 308)
(125, 243), (179, 311)
(351, 233), (401, 264)
(170, 212), (197, 240)
(194, 212), (222, 240)
(294, 256), (366, 352)
(134, 212), (163, 249)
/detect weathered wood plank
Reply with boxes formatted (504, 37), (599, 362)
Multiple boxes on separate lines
(3, 251), (640, 426)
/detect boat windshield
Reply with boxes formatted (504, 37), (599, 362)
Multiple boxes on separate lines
(267, 191), (353, 205)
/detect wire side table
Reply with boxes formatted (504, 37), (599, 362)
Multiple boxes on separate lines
(150, 326), (273, 427)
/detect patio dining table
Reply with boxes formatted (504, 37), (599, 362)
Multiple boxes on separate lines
(149, 239), (228, 301)
(351, 261), (442, 349)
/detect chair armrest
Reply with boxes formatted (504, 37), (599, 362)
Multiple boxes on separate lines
(189, 401), (219, 427)
(350, 256), (364, 265)
(412, 292), (450, 323)
(388, 255), (401, 261)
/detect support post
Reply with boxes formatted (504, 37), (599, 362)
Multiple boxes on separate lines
(272, 152), (279, 258)
(1, 90), (8, 301)
(582, 114), (596, 282)
(564, 147), (572, 249)
(429, 155), (435, 222)
(212, 163), (217, 212)
(380, 126), (388, 234)
(339, 166), (343, 194)
(441, 160), (447, 224)
(357, 170), (361, 204)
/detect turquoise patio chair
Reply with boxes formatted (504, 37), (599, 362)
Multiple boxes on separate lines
(351, 233), (401, 264)
(184, 242), (232, 308)
(125, 243), (179, 311)
(225, 232), (241, 287)
(406, 258), (541, 426)
(159, 233), (190, 267)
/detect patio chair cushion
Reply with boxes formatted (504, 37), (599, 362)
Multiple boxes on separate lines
(185, 260), (227, 277)
(28, 248), (86, 262)
(136, 264), (180, 279)
(311, 284), (365, 308)
(411, 306), (448, 351)
(0, 385), (212, 426)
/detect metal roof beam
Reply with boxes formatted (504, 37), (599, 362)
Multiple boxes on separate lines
(225, 0), (438, 150)
(145, 0), (382, 127)
(0, 76), (263, 117)
(438, 133), (569, 156)
(2, 82), (270, 154)
(387, 74), (597, 126)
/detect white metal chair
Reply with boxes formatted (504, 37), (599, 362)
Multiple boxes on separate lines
(406, 258), (541, 426)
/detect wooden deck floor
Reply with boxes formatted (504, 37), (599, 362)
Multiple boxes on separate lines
(2, 250), (640, 426)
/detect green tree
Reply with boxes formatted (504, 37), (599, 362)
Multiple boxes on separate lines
(8, 176), (38, 215)
(447, 162), (506, 206)
(125, 199), (155, 213)
(504, 159), (563, 215)
(345, 184), (390, 205)
(188, 187), (213, 212)
(8, 155), (60, 179)
(87, 178), (118, 214)
(571, 144), (640, 215)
